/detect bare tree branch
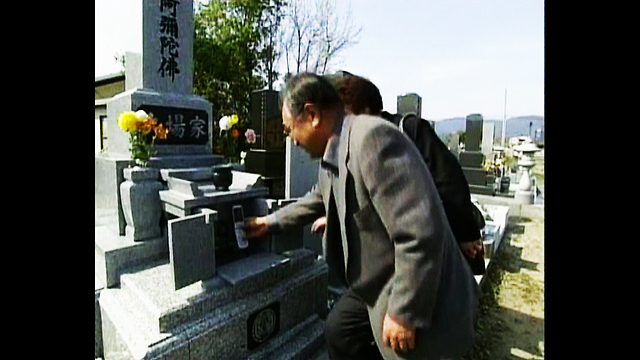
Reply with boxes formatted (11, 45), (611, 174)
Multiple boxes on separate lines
(280, 0), (361, 77)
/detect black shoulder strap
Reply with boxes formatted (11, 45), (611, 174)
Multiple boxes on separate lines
(399, 113), (421, 144)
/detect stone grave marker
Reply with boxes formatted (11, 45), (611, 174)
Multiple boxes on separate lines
(244, 89), (286, 199)
(465, 114), (483, 151)
(482, 121), (495, 157)
(459, 114), (494, 195)
(285, 137), (320, 200)
(285, 137), (321, 255)
(397, 93), (422, 118)
(168, 209), (216, 291)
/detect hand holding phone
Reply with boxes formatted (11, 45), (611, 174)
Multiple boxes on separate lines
(232, 205), (249, 249)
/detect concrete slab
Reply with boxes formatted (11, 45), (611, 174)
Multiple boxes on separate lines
(217, 252), (289, 287)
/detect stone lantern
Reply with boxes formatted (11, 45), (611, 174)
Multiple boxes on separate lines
(514, 142), (540, 204)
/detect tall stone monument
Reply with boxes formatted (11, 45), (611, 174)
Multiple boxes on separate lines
(244, 90), (286, 199)
(397, 93), (422, 118)
(95, 0), (222, 237)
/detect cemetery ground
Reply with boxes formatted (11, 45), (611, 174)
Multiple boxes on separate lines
(462, 204), (545, 360)
(309, 202), (545, 360)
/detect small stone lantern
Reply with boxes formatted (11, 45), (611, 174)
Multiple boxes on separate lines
(513, 142), (540, 204)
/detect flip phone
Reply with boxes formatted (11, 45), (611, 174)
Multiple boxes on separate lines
(232, 205), (248, 249)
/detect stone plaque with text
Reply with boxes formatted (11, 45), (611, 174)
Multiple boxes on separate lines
(136, 105), (209, 145)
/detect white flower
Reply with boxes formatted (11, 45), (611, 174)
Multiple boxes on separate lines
(135, 110), (149, 120)
(219, 116), (232, 131)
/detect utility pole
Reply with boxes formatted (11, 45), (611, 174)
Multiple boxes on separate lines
(502, 88), (507, 147)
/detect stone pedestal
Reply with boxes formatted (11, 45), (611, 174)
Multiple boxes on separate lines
(459, 152), (494, 195)
(99, 249), (328, 360)
(121, 167), (164, 241)
(244, 149), (285, 199)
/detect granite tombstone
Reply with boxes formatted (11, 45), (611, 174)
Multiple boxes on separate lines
(98, 3), (329, 359)
(101, 169), (329, 360)
(459, 114), (495, 195)
(96, 0), (221, 237)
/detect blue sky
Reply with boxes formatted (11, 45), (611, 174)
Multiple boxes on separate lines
(95, 0), (544, 121)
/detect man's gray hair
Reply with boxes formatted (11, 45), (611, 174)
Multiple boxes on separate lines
(280, 72), (342, 118)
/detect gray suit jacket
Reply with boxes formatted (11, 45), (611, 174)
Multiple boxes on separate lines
(266, 114), (479, 359)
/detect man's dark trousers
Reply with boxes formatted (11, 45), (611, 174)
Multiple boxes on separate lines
(324, 288), (384, 360)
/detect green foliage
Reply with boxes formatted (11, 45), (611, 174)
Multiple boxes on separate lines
(193, 0), (286, 122)
(458, 131), (467, 145)
(128, 132), (156, 167)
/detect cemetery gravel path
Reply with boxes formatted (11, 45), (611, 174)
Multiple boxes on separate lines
(463, 205), (545, 360)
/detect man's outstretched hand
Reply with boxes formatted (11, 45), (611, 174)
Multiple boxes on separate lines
(311, 216), (327, 234)
(460, 239), (484, 259)
(382, 313), (416, 353)
(244, 216), (270, 239)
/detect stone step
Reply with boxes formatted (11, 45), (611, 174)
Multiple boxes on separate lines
(100, 287), (179, 360)
(246, 315), (325, 360)
(100, 253), (328, 359)
(95, 225), (169, 288)
(97, 315), (325, 360)
(118, 249), (324, 334)
(469, 184), (495, 196)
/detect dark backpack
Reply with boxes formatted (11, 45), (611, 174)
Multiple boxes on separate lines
(397, 112), (486, 275)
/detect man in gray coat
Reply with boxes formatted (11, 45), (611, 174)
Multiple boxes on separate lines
(245, 73), (479, 360)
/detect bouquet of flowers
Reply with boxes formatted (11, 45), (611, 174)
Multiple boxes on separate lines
(215, 114), (256, 163)
(118, 110), (169, 167)
(483, 156), (504, 177)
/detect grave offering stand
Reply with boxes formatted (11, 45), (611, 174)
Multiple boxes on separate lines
(99, 168), (328, 360)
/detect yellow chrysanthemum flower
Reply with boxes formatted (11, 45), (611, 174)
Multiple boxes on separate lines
(118, 111), (141, 132)
(229, 114), (239, 126)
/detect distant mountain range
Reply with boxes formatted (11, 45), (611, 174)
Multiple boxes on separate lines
(432, 115), (544, 140)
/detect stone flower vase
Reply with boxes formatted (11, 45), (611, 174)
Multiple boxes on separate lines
(120, 166), (163, 241)
(212, 164), (234, 191)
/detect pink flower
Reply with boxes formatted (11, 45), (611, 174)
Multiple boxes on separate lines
(245, 129), (256, 144)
